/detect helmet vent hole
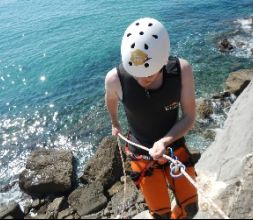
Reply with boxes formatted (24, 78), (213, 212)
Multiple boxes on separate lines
(144, 63), (149, 68)
(136, 22), (140, 26)
(148, 23), (153, 27)
(131, 43), (135, 49)
(129, 62), (133, 66)
(144, 44), (149, 50)
(152, 35), (158, 39)
(139, 31), (144, 35)
(127, 33), (132, 37)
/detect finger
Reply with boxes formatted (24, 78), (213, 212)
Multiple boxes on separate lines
(149, 148), (155, 157)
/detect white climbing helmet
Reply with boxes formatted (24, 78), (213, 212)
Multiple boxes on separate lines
(121, 17), (170, 77)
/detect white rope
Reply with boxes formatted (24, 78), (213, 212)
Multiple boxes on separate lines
(116, 136), (127, 218)
(117, 133), (229, 219)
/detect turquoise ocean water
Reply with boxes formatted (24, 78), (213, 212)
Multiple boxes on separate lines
(0, 0), (253, 203)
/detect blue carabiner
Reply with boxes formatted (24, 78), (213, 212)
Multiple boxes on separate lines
(168, 147), (178, 160)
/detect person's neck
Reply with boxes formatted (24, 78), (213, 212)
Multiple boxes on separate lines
(145, 71), (163, 90)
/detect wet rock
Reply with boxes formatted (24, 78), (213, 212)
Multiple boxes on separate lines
(19, 149), (74, 197)
(68, 182), (107, 217)
(251, 48), (253, 55)
(225, 69), (253, 96)
(235, 41), (245, 48)
(211, 91), (231, 100)
(0, 202), (24, 219)
(219, 38), (234, 52)
(0, 181), (17, 193)
(196, 99), (214, 119)
(202, 129), (216, 141)
(80, 136), (123, 190)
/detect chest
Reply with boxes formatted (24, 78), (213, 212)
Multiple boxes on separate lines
(123, 75), (181, 113)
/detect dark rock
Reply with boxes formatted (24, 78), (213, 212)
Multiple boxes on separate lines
(0, 202), (24, 219)
(251, 48), (253, 55)
(68, 182), (107, 216)
(80, 136), (123, 190)
(235, 41), (245, 48)
(188, 147), (202, 165)
(196, 99), (214, 119)
(219, 38), (234, 52)
(19, 149), (74, 197)
(212, 91), (231, 100)
(0, 181), (17, 193)
(225, 69), (253, 96)
(203, 129), (216, 141)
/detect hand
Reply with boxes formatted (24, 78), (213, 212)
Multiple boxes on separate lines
(149, 139), (167, 161)
(112, 123), (122, 136)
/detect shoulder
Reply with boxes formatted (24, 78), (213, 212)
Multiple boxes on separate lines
(105, 68), (118, 85)
(105, 68), (122, 99)
(105, 67), (121, 90)
(178, 58), (193, 76)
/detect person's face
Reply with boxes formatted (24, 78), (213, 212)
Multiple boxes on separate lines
(134, 71), (161, 88)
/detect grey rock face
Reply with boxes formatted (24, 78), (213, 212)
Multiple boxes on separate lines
(19, 149), (74, 197)
(196, 81), (253, 219)
(219, 155), (253, 219)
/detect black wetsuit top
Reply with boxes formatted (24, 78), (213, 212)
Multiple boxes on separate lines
(117, 56), (185, 155)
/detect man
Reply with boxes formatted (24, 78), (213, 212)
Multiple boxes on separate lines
(105, 17), (198, 219)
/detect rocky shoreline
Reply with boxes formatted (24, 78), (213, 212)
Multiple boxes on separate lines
(1, 68), (253, 219)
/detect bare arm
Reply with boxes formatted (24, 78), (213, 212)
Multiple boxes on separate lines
(105, 68), (122, 135)
(150, 59), (196, 159)
(163, 58), (196, 144)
